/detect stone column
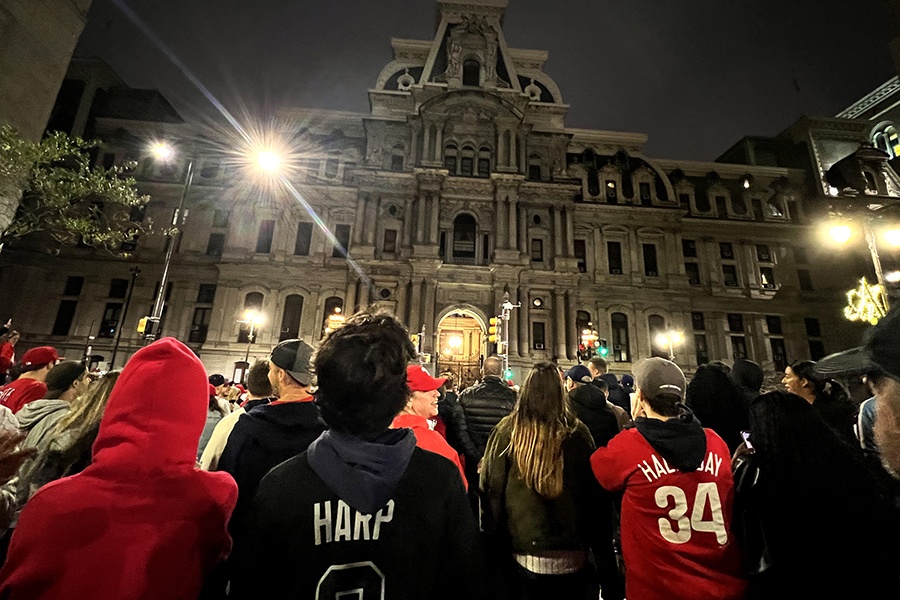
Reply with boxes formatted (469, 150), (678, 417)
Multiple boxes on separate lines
(410, 123), (420, 166)
(416, 195), (427, 244)
(565, 206), (575, 258)
(497, 197), (508, 250)
(508, 198), (518, 251)
(518, 286), (529, 357)
(434, 123), (444, 163)
(566, 291), (577, 361)
(509, 130), (517, 168)
(352, 195), (366, 244)
(423, 124), (432, 165)
(403, 198), (414, 248)
(518, 204), (528, 253)
(345, 278), (358, 314)
(552, 207), (563, 258)
(357, 281), (369, 311)
(498, 129), (507, 168)
(429, 194), (440, 245)
(553, 290), (566, 359)
(408, 279), (422, 334)
(519, 135), (527, 174)
(367, 196), (380, 246)
(424, 280), (437, 352)
(395, 279), (409, 325)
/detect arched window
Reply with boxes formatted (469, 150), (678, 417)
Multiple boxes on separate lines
(477, 147), (491, 177)
(391, 144), (405, 171)
(731, 195), (748, 215)
(695, 194), (712, 212)
(576, 310), (592, 360)
(462, 59), (480, 86)
(321, 296), (344, 336)
(279, 294), (304, 342)
(528, 153), (542, 180)
(460, 146), (475, 177)
(766, 199), (784, 218)
(452, 214), (477, 263)
(648, 314), (667, 358)
(611, 313), (630, 363)
(444, 144), (458, 173)
(864, 170), (879, 193)
(238, 292), (264, 343)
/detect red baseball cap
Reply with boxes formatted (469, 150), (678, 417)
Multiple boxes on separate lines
(406, 364), (447, 392)
(21, 346), (59, 368)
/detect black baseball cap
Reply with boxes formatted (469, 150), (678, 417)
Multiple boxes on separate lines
(270, 339), (314, 386)
(814, 308), (900, 380)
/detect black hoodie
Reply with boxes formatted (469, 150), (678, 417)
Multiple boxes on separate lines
(633, 408), (707, 472)
(218, 401), (326, 517)
(231, 429), (487, 600)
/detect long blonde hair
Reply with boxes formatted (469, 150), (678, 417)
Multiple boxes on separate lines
(50, 371), (121, 443)
(509, 362), (578, 499)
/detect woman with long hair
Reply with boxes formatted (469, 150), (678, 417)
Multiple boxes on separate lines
(782, 360), (855, 442)
(733, 391), (899, 598)
(480, 362), (622, 600)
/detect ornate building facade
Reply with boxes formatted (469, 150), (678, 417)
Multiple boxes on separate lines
(0, 0), (874, 382)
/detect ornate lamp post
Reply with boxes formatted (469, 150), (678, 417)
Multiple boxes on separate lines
(654, 330), (685, 362)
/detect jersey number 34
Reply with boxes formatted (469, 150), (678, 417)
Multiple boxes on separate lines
(655, 483), (728, 545)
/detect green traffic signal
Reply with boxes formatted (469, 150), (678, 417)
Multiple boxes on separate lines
(504, 368), (514, 380)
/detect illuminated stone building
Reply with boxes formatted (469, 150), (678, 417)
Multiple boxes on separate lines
(0, 0), (874, 382)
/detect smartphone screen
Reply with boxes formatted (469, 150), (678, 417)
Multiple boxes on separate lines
(741, 430), (753, 450)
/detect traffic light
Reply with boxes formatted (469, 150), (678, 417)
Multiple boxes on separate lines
(504, 368), (514, 380)
(137, 317), (149, 334)
(596, 338), (609, 358)
(488, 317), (501, 343)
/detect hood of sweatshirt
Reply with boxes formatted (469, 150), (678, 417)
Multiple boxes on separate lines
(568, 384), (608, 415)
(15, 399), (68, 430)
(634, 407), (707, 471)
(307, 428), (416, 514)
(90, 337), (209, 474)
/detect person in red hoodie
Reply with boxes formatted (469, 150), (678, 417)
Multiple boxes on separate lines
(0, 337), (238, 600)
(392, 365), (467, 489)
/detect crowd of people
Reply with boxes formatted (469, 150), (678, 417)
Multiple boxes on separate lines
(0, 310), (896, 598)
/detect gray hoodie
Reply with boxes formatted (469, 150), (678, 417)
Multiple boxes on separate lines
(17, 399), (69, 451)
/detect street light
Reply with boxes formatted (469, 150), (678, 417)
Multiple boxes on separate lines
(654, 330), (684, 362)
(824, 217), (891, 307)
(143, 141), (284, 340)
(239, 309), (265, 364)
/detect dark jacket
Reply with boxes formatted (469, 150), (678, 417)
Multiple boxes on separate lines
(568, 384), (620, 448)
(599, 374), (630, 414)
(231, 430), (486, 600)
(458, 376), (516, 459)
(217, 401), (326, 519)
(481, 417), (623, 599)
(438, 392), (478, 459)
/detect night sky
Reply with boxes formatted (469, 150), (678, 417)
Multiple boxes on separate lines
(76, 0), (896, 161)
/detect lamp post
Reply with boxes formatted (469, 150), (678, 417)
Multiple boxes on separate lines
(142, 142), (284, 341)
(110, 266), (140, 369)
(240, 309), (265, 364)
(654, 330), (684, 362)
(825, 217), (900, 312)
(144, 143), (194, 341)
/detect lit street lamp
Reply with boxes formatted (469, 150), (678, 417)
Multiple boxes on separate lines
(824, 217), (897, 311)
(239, 309), (265, 364)
(654, 330), (684, 362)
(143, 141), (283, 340)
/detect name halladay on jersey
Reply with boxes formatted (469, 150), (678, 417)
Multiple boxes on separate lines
(636, 451), (724, 483)
(314, 499), (395, 546)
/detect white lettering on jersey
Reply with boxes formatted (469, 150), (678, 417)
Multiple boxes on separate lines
(655, 483), (728, 545)
(637, 452), (724, 482)
(313, 500), (395, 546)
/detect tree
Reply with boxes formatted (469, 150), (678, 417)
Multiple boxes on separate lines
(0, 124), (150, 252)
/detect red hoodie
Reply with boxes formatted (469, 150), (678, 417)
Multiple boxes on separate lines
(391, 413), (467, 489)
(0, 338), (238, 600)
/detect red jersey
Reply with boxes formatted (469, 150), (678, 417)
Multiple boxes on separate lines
(592, 427), (745, 600)
(0, 378), (47, 414)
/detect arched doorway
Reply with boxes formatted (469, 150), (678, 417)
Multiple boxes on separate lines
(436, 311), (485, 391)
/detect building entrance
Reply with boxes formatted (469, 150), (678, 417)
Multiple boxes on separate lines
(436, 312), (484, 391)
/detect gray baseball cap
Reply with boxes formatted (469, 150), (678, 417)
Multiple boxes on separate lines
(633, 357), (686, 400)
(270, 339), (314, 386)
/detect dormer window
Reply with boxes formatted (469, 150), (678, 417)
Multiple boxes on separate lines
(462, 60), (480, 86)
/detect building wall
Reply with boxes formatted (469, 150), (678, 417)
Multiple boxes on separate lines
(0, 0), (92, 140)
